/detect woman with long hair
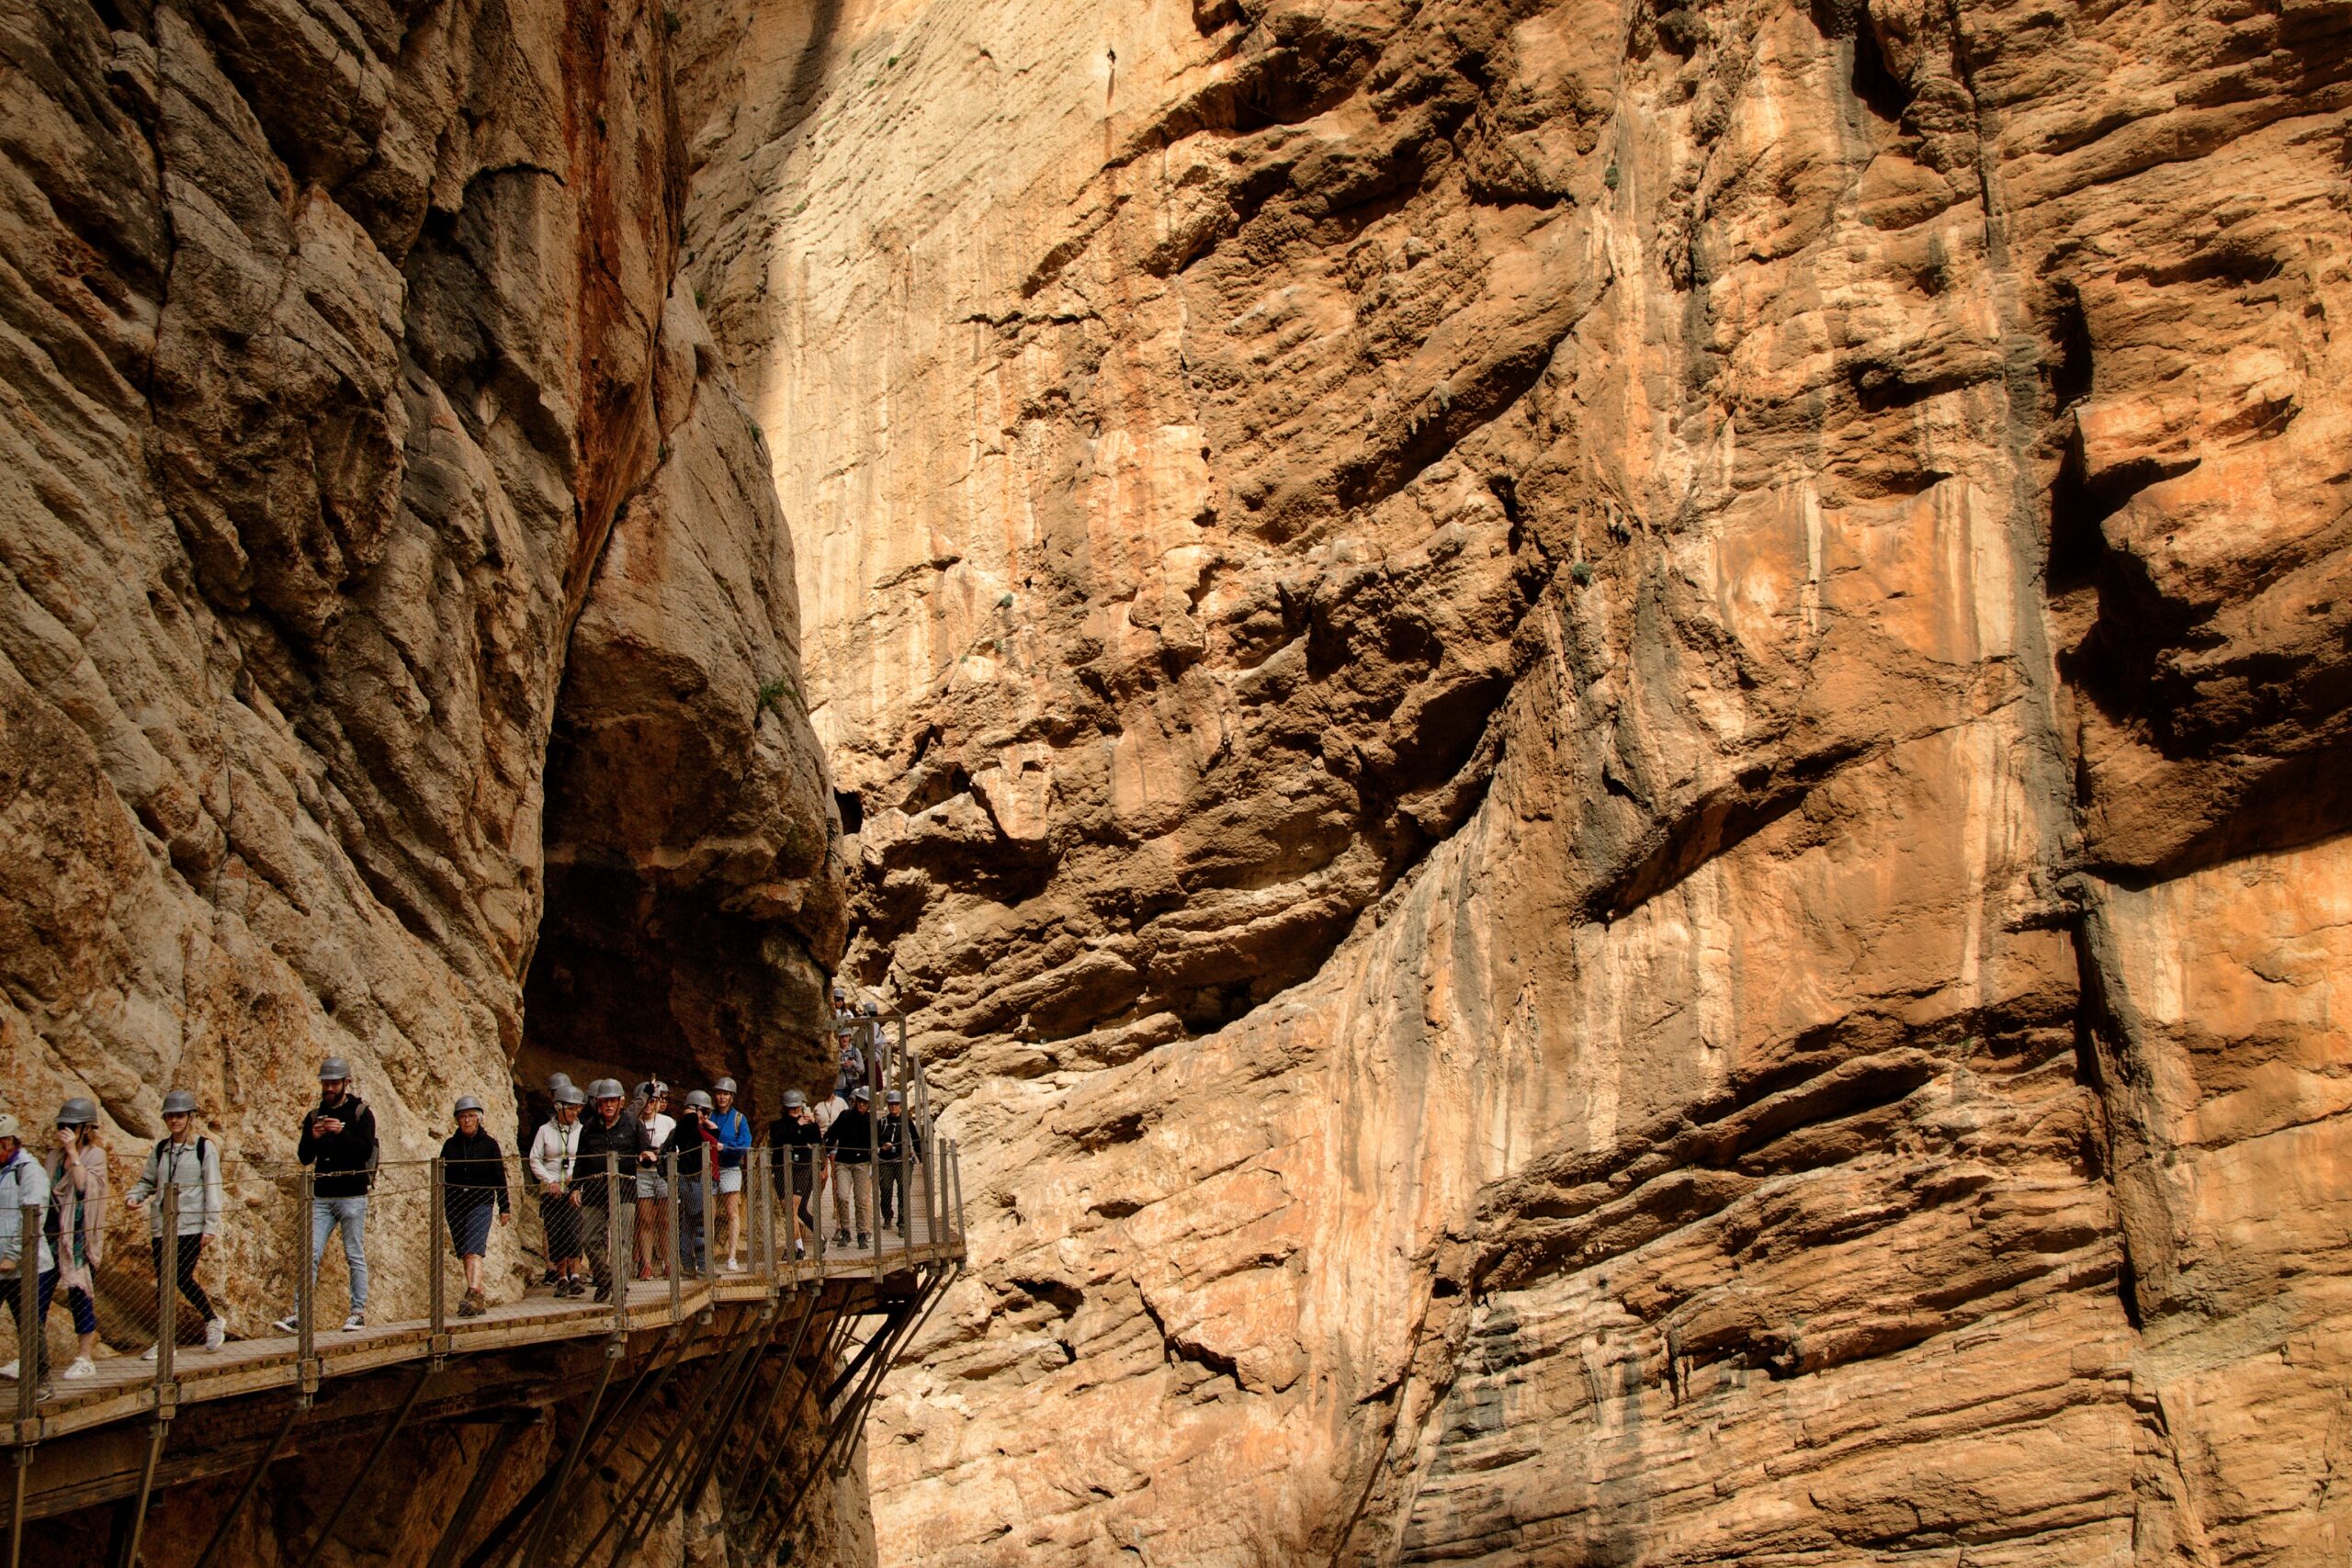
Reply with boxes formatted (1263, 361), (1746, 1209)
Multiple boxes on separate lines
(46, 1099), (107, 1380)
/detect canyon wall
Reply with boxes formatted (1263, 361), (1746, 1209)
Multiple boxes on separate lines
(682, 0), (2352, 1562)
(0, 0), (850, 1552)
(1, 0), (842, 1242)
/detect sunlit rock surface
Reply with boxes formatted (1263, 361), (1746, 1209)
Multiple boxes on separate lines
(680, 0), (2352, 1562)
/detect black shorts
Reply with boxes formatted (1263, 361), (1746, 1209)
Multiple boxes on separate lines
(538, 1190), (582, 1259)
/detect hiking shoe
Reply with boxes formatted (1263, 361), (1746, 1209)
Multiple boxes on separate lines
(592, 1285), (611, 1303)
(833, 1231), (849, 1246)
(341, 1312), (366, 1332)
(205, 1319), (226, 1349)
(857, 1234), (871, 1248)
(61, 1356), (95, 1381)
(271, 1314), (299, 1334)
(457, 1290), (486, 1318)
(540, 1268), (559, 1285)
(141, 1344), (162, 1362)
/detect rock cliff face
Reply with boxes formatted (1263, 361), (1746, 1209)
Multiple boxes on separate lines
(1, 0), (847, 1551)
(681, 0), (2352, 1562)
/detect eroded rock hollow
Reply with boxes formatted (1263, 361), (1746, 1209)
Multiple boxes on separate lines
(678, 0), (2352, 1562)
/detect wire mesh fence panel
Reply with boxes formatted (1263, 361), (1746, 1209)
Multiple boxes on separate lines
(433, 1153), (531, 1329)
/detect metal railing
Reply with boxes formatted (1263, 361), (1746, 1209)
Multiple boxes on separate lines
(0, 1122), (964, 1443)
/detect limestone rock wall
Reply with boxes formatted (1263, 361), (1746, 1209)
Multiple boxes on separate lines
(0, 0), (844, 1547)
(682, 0), (2352, 1562)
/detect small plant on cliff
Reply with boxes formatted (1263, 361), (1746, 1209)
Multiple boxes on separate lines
(1569, 560), (1594, 586)
(1603, 162), (1620, 190)
(754, 676), (799, 723)
(662, 6), (680, 33)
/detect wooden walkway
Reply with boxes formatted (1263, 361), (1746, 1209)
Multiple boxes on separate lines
(2, 1227), (956, 1451)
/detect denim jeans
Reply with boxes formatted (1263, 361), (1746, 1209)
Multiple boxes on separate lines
(310, 1196), (368, 1311)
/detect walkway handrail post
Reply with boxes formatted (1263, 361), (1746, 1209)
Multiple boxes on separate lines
(156, 1184), (180, 1395)
(428, 1156), (446, 1353)
(926, 1114), (943, 1264)
(605, 1151), (626, 1335)
(699, 1156), (715, 1291)
(951, 1140), (966, 1246)
(664, 1149), (682, 1322)
(755, 1146), (775, 1291)
(295, 1167), (315, 1384)
(16, 1203), (40, 1423)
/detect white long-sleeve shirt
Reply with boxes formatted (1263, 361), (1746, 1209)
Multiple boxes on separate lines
(528, 1119), (583, 1185)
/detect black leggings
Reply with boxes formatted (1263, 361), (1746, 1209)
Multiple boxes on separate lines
(150, 1235), (214, 1322)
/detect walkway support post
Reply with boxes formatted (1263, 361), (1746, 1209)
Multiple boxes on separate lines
(429, 1156), (447, 1362)
(295, 1168), (316, 1392)
(155, 1187), (178, 1393)
(664, 1150), (681, 1324)
(16, 1203), (38, 1426)
(189, 1397), (304, 1568)
(295, 1362), (429, 1568)
(516, 1338), (619, 1568)
(605, 1152), (625, 1335)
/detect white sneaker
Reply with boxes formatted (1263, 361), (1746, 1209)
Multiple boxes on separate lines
(205, 1319), (226, 1349)
(341, 1312), (366, 1332)
(725, 1259), (745, 1273)
(0, 1359), (17, 1379)
(141, 1344), (161, 1362)
(271, 1314), (299, 1334)
(61, 1356), (95, 1381)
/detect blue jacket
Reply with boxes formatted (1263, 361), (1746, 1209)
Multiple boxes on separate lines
(711, 1109), (751, 1169)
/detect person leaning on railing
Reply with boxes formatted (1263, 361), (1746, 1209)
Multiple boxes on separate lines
(441, 1097), (511, 1317)
(0, 1113), (55, 1385)
(43, 1099), (107, 1381)
(276, 1057), (378, 1334)
(530, 1083), (589, 1299)
(123, 1090), (226, 1356)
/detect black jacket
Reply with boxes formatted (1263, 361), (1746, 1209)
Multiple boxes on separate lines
(823, 1108), (876, 1164)
(440, 1129), (511, 1213)
(572, 1112), (651, 1204)
(672, 1112), (713, 1179)
(770, 1115), (823, 1181)
(299, 1095), (379, 1200)
(878, 1113), (922, 1163)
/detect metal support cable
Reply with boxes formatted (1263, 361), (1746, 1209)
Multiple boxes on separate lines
(590, 1319), (762, 1568)
(616, 1309), (775, 1564)
(296, 1362), (431, 1568)
(722, 1288), (823, 1502)
(114, 1416), (169, 1568)
(426, 1417), (530, 1568)
(190, 1397), (304, 1568)
(514, 1341), (619, 1568)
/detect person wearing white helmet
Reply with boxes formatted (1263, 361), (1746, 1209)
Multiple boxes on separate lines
(0, 1112), (55, 1384)
(529, 1083), (589, 1298)
(707, 1078), (751, 1272)
(274, 1058), (377, 1334)
(125, 1090), (226, 1354)
(440, 1097), (511, 1317)
(43, 1099), (107, 1380)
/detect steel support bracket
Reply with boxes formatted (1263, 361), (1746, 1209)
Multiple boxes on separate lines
(300, 1359), (322, 1395)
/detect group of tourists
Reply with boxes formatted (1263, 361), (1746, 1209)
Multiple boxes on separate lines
(0, 1092), (225, 1384)
(0, 995), (924, 1384)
